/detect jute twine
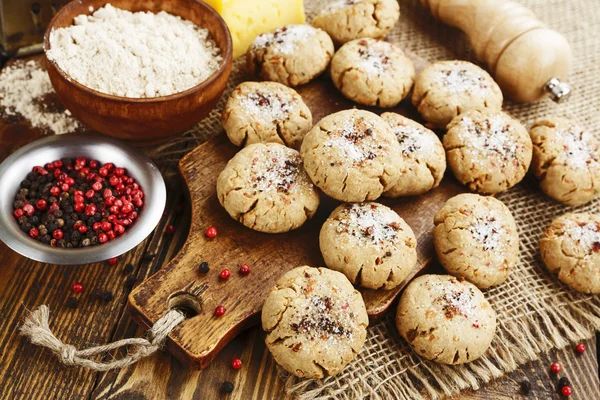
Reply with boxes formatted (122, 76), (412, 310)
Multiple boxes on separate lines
(20, 305), (184, 371)
(20, 0), (600, 398)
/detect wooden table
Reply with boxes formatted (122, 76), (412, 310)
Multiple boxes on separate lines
(0, 127), (598, 400)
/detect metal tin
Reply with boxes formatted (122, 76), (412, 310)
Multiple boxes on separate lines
(0, 134), (166, 265)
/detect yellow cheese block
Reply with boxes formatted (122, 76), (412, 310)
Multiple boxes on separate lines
(204, 0), (306, 59)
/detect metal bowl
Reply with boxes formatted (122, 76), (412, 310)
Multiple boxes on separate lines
(0, 134), (166, 265)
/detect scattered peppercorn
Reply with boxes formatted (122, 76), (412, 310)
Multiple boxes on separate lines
(239, 264), (250, 276)
(142, 253), (156, 261)
(550, 362), (562, 373)
(231, 358), (242, 370)
(220, 381), (234, 393)
(205, 225), (217, 238)
(214, 305), (225, 317)
(123, 263), (134, 274)
(107, 257), (119, 265)
(72, 282), (84, 293)
(520, 380), (532, 395)
(558, 377), (570, 388)
(219, 269), (231, 279)
(12, 158), (144, 248)
(66, 297), (79, 309)
(561, 386), (573, 397)
(575, 343), (586, 354)
(99, 291), (113, 302)
(199, 261), (210, 273)
(166, 225), (176, 235)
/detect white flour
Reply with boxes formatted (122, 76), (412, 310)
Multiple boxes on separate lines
(0, 60), (80, 135)
(46, 4), (222, 98)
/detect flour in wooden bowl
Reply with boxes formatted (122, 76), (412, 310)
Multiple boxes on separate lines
(46, 3), (223, 98)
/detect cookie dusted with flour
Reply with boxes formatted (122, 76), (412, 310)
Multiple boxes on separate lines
(396, 274), (497, 365)
(216, 143), (319, 233)
(301, 109), (402, 202)
(262, 266), (368, 378)
(247, 25), (334, 87)
(222, 82), (312, 149)
(381, 113), (446, 197)
(530, 117), (600, 206)
(433, 194), (519, 288)
(444, 110), (532, 194)
(330, 38), (414, 108)
(312, 0), (400, 45)
(320, 202), (417, 290)
(412, 61), (503, 128)
(540, 213), (600, 294)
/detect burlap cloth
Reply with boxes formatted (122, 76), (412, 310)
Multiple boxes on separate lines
(148, 0), (600, 398)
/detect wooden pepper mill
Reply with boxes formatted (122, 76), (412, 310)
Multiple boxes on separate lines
(421, 0), (572, 103)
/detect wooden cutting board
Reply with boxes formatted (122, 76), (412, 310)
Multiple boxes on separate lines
(127, 52), (465, 369)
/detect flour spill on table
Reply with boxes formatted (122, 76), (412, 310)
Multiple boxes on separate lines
(0, 60), (80, 135)
(47, 3), (222, 98)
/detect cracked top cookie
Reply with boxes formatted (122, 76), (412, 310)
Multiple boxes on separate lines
(530, 117), (600, 206)
(396, 274), (497, 365)
(222, 81), (312, 150)
(312, 0), (400, 45)
(262, 266), (368, 378)
(444, 109), (532, 194)
(216, 143), (319, 233)
(330, 38), (415, 108)
(300, 109), (402, 202)
(433, 194), (519, 288)
(247, 25), (334, 87)
(412, 60), (503, 128)
(381, 112), (446, 197)
(540, 213), (600, 294)
(320, 202), (417, 290)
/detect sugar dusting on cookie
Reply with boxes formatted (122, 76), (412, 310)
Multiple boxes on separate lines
(459, 115), (518, 162)
(391, 123), (437, 156)
(439, 65), (489, 95)
(249, 145), (311, 194)
(430, 279), (477, 320)
(470, 216), (505, 251)
(241, 90), (292, 122)
(559, 128), (598, 170)
(334, 203), (401, 248)
(321, 0), (362, 13)
(252, 25), (316, 55)
(357, 41), (392, 76)
(323, 115), (382, 166)
(565, 219), (600, 253)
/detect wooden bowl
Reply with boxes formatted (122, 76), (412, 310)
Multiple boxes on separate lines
(43, 0), (232, 146)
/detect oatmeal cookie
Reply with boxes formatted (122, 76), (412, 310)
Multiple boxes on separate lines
(444, 109), (532, 194)
(300, 109), (402, 202)
(381, 112), (446, 197)
(222, 81), (312, 149)
(262, 266), (369, 378)
(530, 117), (600, 206)
(216, 143), (319, 233)
(320, 202), (417, 290)
(412, 60), (503, 128)
(540, 213), (600, 294)
(433, 194), (519, 288)
(396, 274), (497, 364)
(330, 38), (414, 107)
(312, 0), (400, 45)
(247, 25), (334, 87)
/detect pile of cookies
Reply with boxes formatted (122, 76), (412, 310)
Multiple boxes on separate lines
(215, 0), (600, 380)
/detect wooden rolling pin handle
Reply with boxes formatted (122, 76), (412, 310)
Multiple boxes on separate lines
(421, 0), (572, 103)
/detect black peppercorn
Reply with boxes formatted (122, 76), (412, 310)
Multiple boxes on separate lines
(520, 380), (532, 395)
(220, 381), (234, 393)
(123, 263), (134, 274)
(100, 291), (113, 302)
(199, 262), (210, 273)
(558, 377), (570, 389)
(125, 276), (137, 288)
(21, 179), (31, 188)
(142, 253), (156, 261)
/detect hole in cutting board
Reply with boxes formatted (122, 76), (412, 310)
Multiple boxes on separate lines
(168, 291), (202, 318)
